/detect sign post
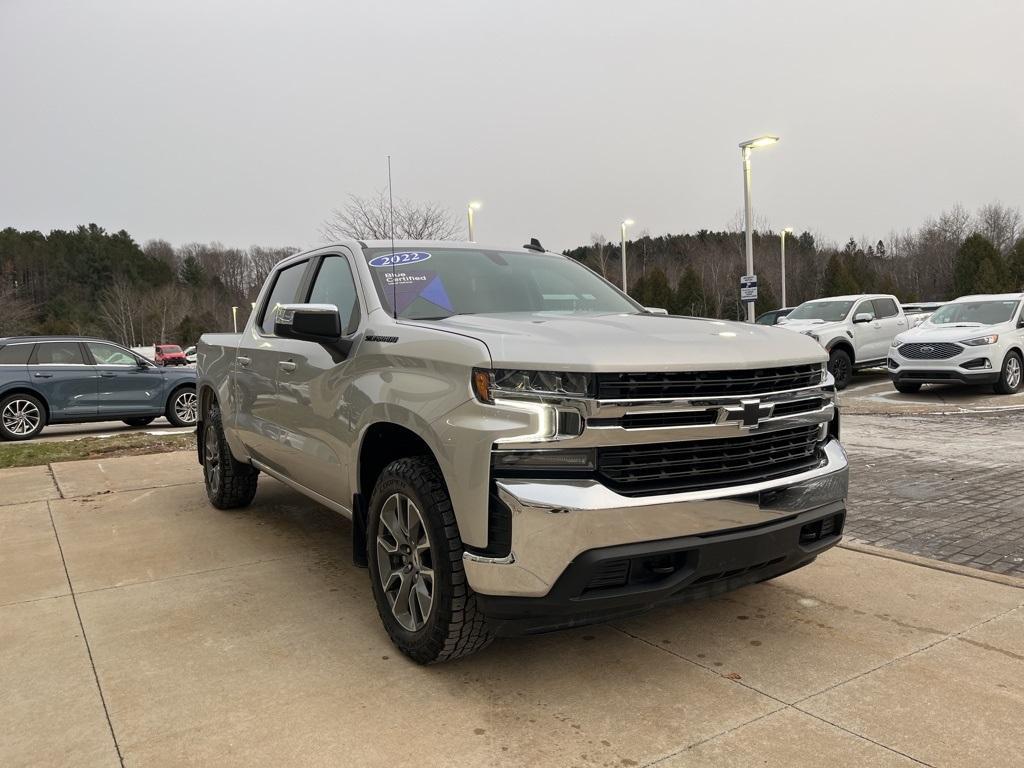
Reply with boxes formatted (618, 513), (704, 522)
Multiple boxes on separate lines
(740, 274), (758, 308)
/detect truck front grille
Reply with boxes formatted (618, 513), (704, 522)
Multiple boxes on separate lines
(898, 342), (962, 360)
(596, 364), (823, 400)
(597, 424), (823, 496)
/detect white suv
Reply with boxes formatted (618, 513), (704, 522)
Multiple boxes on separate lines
(779, 294), (908, 389)
(887, 293), (1024, 395)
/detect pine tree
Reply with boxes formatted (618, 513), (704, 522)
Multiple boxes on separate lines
(674, 266), (706, 316)
(642, 268), (673, 312)
(953, 234), (1004, 295)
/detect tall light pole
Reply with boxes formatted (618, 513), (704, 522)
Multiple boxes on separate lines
(780, 227), (793, 308)
(467, 201), (481, 241)
(739, 135), (779, 321)
(620, 219), (634, 294)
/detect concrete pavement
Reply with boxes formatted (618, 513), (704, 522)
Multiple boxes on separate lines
(1, 452), (1022, 768)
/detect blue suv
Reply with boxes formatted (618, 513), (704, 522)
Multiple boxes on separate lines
(0, 336), (197, 441)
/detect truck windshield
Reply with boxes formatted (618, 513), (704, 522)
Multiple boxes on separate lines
(928, 300), (1020, 326)
(362, 247), (641, 320)
(786, 300), (854, 322)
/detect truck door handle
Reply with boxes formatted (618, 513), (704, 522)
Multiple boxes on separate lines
(33, 372), (53, 379)
(278, 360), (296, 373)
(237, 356), (251, 367)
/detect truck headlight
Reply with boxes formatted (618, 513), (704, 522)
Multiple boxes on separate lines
(962, 334), (998, 346)
(472, 368), (593, 403)
(801, 331), (820, 342)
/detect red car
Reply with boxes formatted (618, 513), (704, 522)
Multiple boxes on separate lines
(154, 344), (188, 366)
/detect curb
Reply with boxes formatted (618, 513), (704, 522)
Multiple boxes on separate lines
(839, 541), (1024, 590)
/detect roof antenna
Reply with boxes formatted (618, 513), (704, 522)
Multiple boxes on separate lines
(387, 155), (397, 320)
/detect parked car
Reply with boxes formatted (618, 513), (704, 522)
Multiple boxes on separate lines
(154, 344), (188, 366)
(778, 294), (908, 389)
(183, 345), (197, 364)
(755, 307), (794, 325)
(0, 336), (197, 440)
(196, 240), (847, 663)
(902, 301), (946, 327)
(888, 293), (1024, 394)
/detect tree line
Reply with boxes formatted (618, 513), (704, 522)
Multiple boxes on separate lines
(0, 225), (296, 345)
(566, 202), (1024, 318)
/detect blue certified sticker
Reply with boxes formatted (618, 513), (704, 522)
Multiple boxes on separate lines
(368, 251), (432, 268)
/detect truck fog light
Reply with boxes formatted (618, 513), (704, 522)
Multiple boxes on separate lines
(492, 449), (596, 474)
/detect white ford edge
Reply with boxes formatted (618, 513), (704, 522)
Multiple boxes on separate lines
(887, 293), (1024, 395)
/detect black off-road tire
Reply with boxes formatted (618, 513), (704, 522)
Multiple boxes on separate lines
(893, 381), (921, 394)
(367, 457), (493, 664)
(122, 417), (157, 427)
(828, 348), (853, 390)
(202, 404), (258, 509)
(993, 351), (1023, 395)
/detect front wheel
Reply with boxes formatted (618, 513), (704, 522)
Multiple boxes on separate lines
(893, 381), (921, 394)
(166, 387), (198, 427)
(0, 393), (46, 441)
(367, 456), (493, 664)
(828, 348), (853, 390)
(993, 351), (1023, 395)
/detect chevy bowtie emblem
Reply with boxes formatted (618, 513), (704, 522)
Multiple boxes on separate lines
(721, 399), (774, 429)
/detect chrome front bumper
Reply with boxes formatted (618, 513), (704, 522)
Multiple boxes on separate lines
(463, 438), (849, 597)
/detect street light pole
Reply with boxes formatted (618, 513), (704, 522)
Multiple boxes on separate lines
(780, 227), (793, 308)
(620, 219), (634, 294)
(467, 201), (481, 241)
(738, 135), (780, 322)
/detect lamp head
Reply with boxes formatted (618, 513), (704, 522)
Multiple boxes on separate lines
(468, 201), (482, 210)
(621, 218), (635, 228)
(739, 135), (780, 149)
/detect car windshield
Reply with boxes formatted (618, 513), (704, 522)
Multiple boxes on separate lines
(928, 300), (1020, 326)
(786, 300), (855, 322)
(160, 345), (183, 353)
(362, 247), (640, 320)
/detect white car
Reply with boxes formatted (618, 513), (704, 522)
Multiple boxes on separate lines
(183, 345), (197, 365)
(887, 293), (1024, 395)
(779, 294), (908, 389)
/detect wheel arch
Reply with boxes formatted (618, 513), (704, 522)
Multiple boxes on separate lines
(0, 386), (51, 421)
(826, 339), (855, 364)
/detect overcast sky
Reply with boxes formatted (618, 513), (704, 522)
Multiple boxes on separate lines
(2, 0), (1022, 253)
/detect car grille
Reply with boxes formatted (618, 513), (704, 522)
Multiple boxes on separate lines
(596, 364), (823, 400)
(898, 342), (962, 360)
(597, 424), (823, 497)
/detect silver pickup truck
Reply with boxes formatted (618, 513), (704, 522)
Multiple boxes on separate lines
(196, 240), (848, 663)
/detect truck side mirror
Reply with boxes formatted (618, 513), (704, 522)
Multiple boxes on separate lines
(853, 312), (874, 324)
(274, 304), (342, 342)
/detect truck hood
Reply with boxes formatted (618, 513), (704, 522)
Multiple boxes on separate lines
(419, 312), (826, 371)
(777, 319), (847, 336)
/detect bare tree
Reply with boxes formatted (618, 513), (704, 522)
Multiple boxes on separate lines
(98, 279), (144, 346)
(149, 284), (187, 343)
(321, 191), (461, 241)
(0, 282), (34, 336)
(975, 202), (1022, 255)
(590, 233), (610, 277)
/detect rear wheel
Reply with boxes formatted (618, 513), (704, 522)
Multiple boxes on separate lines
(828, 348), (853, 390)
(202, 404), (258, 509)
(893, 381), (921, 394)
(166, 387), (198, 427)
(123, 417), (156, 427)
(367, 456), (493, 664)
(0, 393), (46, 441)
(994, 351), (1023, 395)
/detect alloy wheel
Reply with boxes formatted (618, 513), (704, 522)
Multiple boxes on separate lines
(1007, 356), (1022, 390)
(2, 399), (41, 437)
(203, 422), (221, 494)
(174, 390), (198, 424)
(376, 493), (435, 632)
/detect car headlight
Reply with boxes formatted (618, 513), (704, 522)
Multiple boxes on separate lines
(472, 368), (593, 403)
(892, 335), (905, 348)
(962, 334), (999, 346)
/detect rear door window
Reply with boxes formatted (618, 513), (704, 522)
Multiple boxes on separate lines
(0, 344), (33, 364)
(32, 342), (87, 365)
(872, 298), (898, 318)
